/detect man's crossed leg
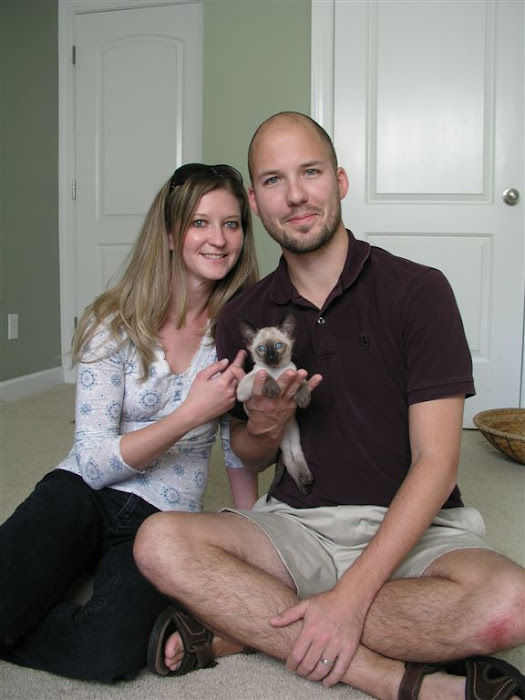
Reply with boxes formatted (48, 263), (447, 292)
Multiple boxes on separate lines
(134, 511), (525, 700)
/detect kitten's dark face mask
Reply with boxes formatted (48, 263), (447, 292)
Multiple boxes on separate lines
(239, 313), (296, 369)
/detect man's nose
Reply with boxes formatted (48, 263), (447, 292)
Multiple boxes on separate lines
(285, 178), (308, 206)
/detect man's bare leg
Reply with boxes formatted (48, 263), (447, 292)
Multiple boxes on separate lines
(135, 511), (406, 698)
(362, 548), (524, 661)
(134, 512), (523, 699)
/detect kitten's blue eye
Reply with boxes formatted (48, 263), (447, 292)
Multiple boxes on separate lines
(257, 345), (266, 353)
(275, 342), (283, 350)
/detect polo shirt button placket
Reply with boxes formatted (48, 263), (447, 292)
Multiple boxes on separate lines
(314, 314), (334, 363)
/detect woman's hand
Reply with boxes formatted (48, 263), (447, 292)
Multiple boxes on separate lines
(119, 350), (246, 470)
(184, 350), (246, 424)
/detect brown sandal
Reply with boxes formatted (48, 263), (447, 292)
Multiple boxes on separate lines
(147, 605), (216, 676)
(448, 656), (525, 700)
(399, 662), (442, 699)
(399, 656), (525, 700)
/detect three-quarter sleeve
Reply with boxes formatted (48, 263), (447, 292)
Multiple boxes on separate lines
(72, 327), (139, 489)
(219, 414), (244, 469)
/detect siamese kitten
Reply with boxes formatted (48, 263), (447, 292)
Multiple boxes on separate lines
(236, 313), (314, 495)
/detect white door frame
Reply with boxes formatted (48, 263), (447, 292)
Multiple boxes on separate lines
(310, 0), (334, 138)
(58, 0), (201, 381)
(310, 0), (525, 409)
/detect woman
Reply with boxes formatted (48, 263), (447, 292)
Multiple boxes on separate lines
(0, 163), (259, 682)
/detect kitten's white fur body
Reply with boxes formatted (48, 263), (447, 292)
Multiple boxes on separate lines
(237, 315), (314, 494)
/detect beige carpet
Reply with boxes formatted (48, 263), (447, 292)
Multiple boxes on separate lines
(1, 384), (524, 699)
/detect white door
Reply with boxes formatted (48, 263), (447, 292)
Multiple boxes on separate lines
(313, 0), (524, 426)
(73, 2), (203, 321)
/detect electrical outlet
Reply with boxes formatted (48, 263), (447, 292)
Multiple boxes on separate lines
(8, 314), (19, 340)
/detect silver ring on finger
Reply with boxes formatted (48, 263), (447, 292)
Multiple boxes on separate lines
(320, 658), (335, 667)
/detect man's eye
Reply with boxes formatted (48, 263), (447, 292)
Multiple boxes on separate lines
(305, 168), (319, 177)
(263, 176), (279, 186)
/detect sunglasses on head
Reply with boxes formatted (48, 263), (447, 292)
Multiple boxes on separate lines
(168, 163), (243, 193)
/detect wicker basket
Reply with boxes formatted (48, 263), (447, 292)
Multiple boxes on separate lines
(473, 408), (525, 465)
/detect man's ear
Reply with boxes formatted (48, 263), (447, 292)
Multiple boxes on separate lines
(336, 167), (349, 201)
(248, 186), (260, 217)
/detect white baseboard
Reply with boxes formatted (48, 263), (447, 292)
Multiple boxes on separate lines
(0, 367), (68, 401)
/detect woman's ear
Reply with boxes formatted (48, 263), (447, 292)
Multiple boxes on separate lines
(167, 232), (175, 250)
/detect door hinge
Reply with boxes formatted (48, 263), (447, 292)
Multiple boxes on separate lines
(72, 45), (76, 65)
(72, 181), (77, 200)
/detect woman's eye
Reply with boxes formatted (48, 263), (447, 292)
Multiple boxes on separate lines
(193, 219), (206, 228)
(224, 220), (239, 229)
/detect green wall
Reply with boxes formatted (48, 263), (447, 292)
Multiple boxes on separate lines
(0, 0), (60, 382)
(0, 0), (311, 383)
(203, 0), (311, 274)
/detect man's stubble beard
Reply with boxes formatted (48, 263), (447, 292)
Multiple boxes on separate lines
(259, 195), (343, 255)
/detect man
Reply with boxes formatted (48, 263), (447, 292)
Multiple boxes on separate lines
(135, 112), (525, 699)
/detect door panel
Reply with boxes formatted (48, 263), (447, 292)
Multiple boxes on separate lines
(330, 0), (524, 425)
(74, 3), (203, 317)
(372, 1), (489, 197)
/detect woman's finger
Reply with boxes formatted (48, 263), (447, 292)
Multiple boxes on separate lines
(230, 349), (247, 367)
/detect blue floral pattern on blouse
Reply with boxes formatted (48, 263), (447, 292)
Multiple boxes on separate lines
(57, 323), (243, 512)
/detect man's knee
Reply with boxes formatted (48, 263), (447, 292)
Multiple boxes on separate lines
(450, 554), (525, 653)
(426, 549), (525, 652)
(134, 512), (186, 581)
(475, 565), (525, 652)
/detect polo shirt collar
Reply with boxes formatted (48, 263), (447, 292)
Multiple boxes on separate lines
(269, 229), (371, 305)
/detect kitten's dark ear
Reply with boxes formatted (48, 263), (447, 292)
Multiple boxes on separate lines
(279, 313), (296, 339)
(239, 320), (257, 347)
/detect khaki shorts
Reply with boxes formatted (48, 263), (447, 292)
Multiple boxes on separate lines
(226, 497), (493, 598)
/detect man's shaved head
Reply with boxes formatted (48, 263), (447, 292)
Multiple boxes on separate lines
(248, 111), (338, 182)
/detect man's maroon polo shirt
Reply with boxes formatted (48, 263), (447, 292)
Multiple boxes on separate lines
(216, 230), (475, 509)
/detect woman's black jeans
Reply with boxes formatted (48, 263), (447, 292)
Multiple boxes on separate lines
(0, 470), (169, 682)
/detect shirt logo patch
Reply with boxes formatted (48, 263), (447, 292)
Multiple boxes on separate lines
(359, 334), (371, 351)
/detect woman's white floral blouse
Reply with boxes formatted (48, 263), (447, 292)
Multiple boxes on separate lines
(57, 324), (243, 512)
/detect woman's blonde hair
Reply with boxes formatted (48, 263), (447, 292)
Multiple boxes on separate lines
(72, 165), (258, 378)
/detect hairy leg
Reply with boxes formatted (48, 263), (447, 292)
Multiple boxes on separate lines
(361, 549), (525, 662)
(135, 512), (408, 698)
(135, 514), (524, 699)
(136, 512), (300, 655)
